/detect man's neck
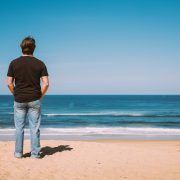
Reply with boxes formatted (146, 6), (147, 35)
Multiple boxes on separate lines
(22, 54), (33, 57)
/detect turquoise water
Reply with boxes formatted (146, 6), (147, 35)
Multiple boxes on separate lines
(0, 95), (180, 139)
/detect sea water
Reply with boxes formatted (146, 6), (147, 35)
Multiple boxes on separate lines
(0, 95), (180, 140)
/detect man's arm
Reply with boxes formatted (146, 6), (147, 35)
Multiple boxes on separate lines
(7, 76), (15, 95)
(41, 76), (49, 99)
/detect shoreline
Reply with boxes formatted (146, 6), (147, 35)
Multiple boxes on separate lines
(1, 127), (180, 141)
(1, 134), (180, 141)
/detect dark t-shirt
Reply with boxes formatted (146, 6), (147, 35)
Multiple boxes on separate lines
(7, 56), (48, 103)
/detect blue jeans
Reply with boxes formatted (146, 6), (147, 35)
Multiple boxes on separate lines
(14, 100), (41, 158)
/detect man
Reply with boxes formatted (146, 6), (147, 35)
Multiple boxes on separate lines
(7, 36), (49, 158)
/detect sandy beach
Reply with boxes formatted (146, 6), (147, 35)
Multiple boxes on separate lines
(0, 140), (180, 180)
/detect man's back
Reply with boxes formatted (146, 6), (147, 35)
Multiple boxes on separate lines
(7, 56), (48, 103)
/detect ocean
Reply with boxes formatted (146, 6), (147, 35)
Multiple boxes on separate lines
(0, 95), (180, 140)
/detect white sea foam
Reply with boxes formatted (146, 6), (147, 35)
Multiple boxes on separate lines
(1, 127), (180, 136)
(41, 127), (180, 135)
(43, 112), (144, 117)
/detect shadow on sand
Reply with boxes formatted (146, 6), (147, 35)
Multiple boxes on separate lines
(23, 145), (73, 158)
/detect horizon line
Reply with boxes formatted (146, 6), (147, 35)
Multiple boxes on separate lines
(0, 94), (180, 96)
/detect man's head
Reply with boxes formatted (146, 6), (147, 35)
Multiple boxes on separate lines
(20, 36), (36, 55)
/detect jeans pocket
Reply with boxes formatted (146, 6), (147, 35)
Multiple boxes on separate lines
(14, 101), (26, 108)
(29, 100), (41, 109)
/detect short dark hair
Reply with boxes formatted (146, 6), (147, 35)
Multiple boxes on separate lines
(20, 36), (36, 55)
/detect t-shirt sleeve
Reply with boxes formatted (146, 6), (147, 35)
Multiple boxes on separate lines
(7, 62), (14, 77)
(41, 63), (48, 77)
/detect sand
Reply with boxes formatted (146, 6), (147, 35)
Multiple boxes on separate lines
(0, 140), (180, 180)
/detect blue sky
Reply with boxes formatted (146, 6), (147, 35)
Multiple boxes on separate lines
(0, 0), (180, 94)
